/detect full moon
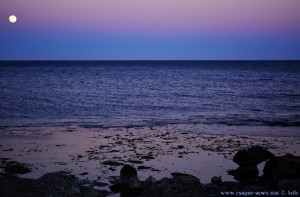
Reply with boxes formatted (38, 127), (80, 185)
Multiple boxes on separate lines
(9, 15), (17, 23)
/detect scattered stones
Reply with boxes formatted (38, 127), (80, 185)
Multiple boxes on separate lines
(1, 127), (298, 196)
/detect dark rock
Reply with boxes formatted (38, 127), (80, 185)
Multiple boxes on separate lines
(93, 181), (109, 187)
(211, 176), (222, 184)
(141, 155), (155, 160)
(171, 172), (200, 182)
(138, 166), (152, 170)
(228, 165), (258, 185)
(110, 182), (125, 192)
(233, 146), (274, 166)
(2, 148), (13, 151)
(110, 165), (141, 196)
(1, 160), (32, 175)
(145, 176), (156, 184)
(77, 186), (108, 197)
(262, 154), (300, 188)
(128, 159), (144, 164)
(143, 173), (203, 197)
(0, 171), (108, 197)
(0, 174), (47, 197)
(80, 172), (88, 176)
(120, 165), (139, 188)
(277, 179), (300, 190)
(39, 171), (80, 196)
(229, 146), (274, 185)
(203, 181), (243, 196)
(109, 167), (116, 171)
(177, 145), (184, 149)
(103, 160), (123, 166)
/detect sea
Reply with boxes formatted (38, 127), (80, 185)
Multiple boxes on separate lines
(0, 61), (299, 136)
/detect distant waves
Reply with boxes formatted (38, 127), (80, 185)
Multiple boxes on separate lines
(0, 61), (299, 136)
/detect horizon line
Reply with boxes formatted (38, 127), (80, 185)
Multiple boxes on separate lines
(0, 59), (300, 62)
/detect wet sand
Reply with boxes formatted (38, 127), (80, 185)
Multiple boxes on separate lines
(0, 125), (299, 190)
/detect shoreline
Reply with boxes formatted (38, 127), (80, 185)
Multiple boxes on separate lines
(1, 125), (300, 195)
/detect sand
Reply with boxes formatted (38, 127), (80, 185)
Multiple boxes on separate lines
(0, 125), (299, 190)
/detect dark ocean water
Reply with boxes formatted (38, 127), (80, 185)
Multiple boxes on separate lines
(0, 61), (299, 136)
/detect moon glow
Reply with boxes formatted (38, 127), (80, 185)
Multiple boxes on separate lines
(9, 15), (17, 23)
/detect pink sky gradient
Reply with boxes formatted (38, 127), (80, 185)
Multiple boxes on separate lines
(1, 0), (300, 60)
(1, 0), (300, 36)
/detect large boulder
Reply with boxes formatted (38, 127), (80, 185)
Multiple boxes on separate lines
(120, 165), (139, 188)
(110, 165), (141, 197)
(233, 146), (274, 166)
(262, 154), (300, 188)
(229, 146), (274, 185)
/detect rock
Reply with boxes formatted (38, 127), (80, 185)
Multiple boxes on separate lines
(39, 172), (80, 196)
(102, 160), (123, 166)
(229, 146), (274, 185)
(120, 165), (139, 188)
(171, 172), (200, 183)
(138, 165), (152, 170)
(263, 154), (300, 188)
(80, 172), (88, 176)
(0, 171), (81, 197)
(145, 176), (156, 184)
(228, 165), (258, 184)
(211, 176), (222, 184)
(233, 146), (274, 166)
(128, 159), (144, 164)
(110, 165), (141, 196)
(203, 181), (243, 196)
(141, 155), (155, 160)
(77, 186), (108, 197)
(277, 179), (300, 190)
(0, 160), (32, 175)
(2, 148), (13, 151)
(143, 173), (203, 197)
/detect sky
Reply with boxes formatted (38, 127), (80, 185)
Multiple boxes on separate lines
(0, 0), (300, 60)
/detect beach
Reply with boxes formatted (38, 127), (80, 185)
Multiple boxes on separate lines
(1, 61), (299, 195)
(1, 125), (299, 192)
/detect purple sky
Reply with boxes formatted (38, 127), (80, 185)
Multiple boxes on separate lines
(1, 0), (300, 60)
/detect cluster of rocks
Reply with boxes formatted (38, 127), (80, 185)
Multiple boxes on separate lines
(0, 145), (299, 196)
(228, 145), (300, 189)
(110, 146), (300, 196)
